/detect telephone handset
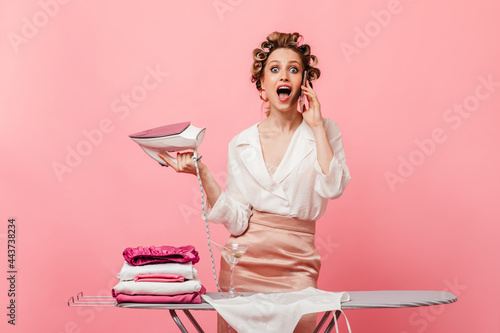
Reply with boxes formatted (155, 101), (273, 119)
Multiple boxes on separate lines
(299, 70), (308, 112)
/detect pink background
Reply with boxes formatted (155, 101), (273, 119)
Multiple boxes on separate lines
(2, 0), (499, 332)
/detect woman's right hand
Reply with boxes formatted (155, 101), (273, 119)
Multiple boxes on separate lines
(158, 152), (200, 175)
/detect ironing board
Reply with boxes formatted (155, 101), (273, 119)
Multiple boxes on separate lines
(115, 290), (457, 333)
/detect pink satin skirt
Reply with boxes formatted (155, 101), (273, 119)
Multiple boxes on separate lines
(217, 210), (321, 333)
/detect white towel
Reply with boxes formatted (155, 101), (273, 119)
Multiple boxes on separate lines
(202, 287), (351, 333)
(117, 261), (198, 281)
(112, 279), (202, 296)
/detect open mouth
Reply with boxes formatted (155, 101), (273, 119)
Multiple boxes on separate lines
(276, 85), (292, 102)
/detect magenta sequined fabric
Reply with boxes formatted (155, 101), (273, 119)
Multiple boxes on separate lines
(123, 245), (200, 266)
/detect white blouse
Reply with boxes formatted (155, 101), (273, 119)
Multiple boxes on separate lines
(207, 118), (351, 236)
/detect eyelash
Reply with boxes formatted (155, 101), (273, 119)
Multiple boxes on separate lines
(270, 66), (299, 73)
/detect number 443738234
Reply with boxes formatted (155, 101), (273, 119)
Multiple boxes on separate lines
(8, 219), (16, 270)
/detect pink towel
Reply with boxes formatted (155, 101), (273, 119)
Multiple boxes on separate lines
(134, 273), (185, 283)
(115, 286), (206, 304)
(123, 245), (200, 266)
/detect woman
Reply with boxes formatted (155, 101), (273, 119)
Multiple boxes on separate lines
(160, 31), (350, 332)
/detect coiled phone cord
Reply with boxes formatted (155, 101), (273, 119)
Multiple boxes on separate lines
(193, 150), (233, 333)
(192, 150), (222, 293)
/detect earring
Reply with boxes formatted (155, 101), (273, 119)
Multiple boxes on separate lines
(259, 89), (269, 102)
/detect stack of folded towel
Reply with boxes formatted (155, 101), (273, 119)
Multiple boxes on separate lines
(112, 245), (205, 304)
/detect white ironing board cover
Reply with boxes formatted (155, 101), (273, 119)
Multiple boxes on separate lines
(202, 287), (350, 333)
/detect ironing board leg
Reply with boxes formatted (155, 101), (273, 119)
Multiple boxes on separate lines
(169, 309), (189, 333)
(313, 311), (332, 333)
(183, 310), (205, 333)
(324, 310), (342, 333)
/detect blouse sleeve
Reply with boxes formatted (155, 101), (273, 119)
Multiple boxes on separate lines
(206, 139), (252, 236)
(313, 118), (351, 199)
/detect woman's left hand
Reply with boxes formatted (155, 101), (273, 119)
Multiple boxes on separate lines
(300, 81), (324, 129)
